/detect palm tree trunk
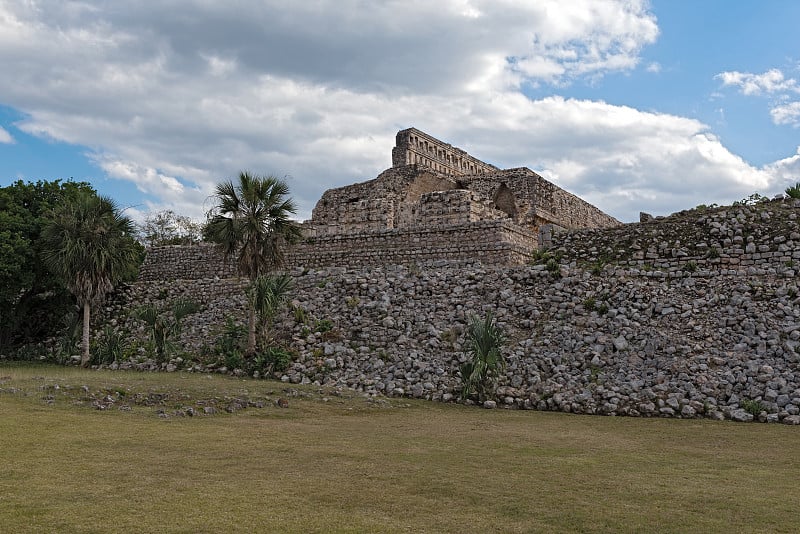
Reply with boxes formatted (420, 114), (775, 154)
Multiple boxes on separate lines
(81, 302), (91, 367)
(247, 305), (257, 355)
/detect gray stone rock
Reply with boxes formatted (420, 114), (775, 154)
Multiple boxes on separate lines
(782, 415), (800, 425)
(730, 409), (754, 422)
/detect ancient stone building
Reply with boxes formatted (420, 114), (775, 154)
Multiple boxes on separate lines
(291, 128), (620, 267)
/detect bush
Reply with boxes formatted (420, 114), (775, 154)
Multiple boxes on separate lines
(741, 399), (766, 417)
(785, 182), (800, 199)
(459, 312), (505, 402)
(214, 317), (246, 369)
(133, 298), (200, 362)
(253, 346), (293, 376)
(93, 326), (128, 365)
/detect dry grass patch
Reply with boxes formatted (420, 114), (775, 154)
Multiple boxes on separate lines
(1, 364), (798, 533)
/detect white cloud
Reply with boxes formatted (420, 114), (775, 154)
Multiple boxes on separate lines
(0, 126), (13, 144)
(763, 147), (800, 186)
(716, 68), (799, 96)
(771, 101), (800, 126)
(0, 0), (794, 224)
(646, 62), (661, 73)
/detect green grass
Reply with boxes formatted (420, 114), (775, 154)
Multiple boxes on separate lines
(1, 364), (799, 533)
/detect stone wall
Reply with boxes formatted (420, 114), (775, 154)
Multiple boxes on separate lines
(462, 168), (620, 231)
(138, 244), (236, 282)
(391, 128), (498, 176)
(309, 166), (458, 235)
(105, 196), (800, 424)
(551, 199), (800, 275)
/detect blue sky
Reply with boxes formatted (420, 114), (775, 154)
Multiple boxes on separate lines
(1, 1), (798, 223)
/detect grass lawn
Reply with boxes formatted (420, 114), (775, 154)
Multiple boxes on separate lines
(0, 364), (797, 533)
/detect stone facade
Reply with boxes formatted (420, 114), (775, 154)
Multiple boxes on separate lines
(391, 127), (498, 176)
(305, 128), (619, 267)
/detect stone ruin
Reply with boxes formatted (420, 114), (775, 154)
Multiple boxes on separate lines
(288, 128), (620, 267)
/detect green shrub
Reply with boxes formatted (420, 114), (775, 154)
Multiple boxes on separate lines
(583, 297), (597, 311)
(253, 346), (293, 375)
(315, 319), (334, 333)
(214, 317), (246, 369)
(785, 182), (800, 199)
(545, 258), (561, 278)
(132, 298), (200, 362)
(293, 305), (309, 324)
(683, 261), (698, 273)
(93, 326), (128, 365)
(459, 312), (505, 402)
(741, 399), (765, 417)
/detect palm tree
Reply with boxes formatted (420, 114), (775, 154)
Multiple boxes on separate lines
(40, 193), (140, 366)
(250, 273), (293, 347)
(460, 312), (506, 402)
(204, 172), (301, 353)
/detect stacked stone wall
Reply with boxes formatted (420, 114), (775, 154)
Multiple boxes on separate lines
(103, 196), (800, 424)
(138, 244), (236, 282)
(551, 199), (800, 275)
(109, 255), (800, 423)
(292, 220), (536, 268)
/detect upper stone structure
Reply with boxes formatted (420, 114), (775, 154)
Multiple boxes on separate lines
(307, 128), (620, 244)
(391, 127), (498, 176)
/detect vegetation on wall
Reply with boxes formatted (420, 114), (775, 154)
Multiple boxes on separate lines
(204, 171), (301, 354)
(459, 312), (505, 402)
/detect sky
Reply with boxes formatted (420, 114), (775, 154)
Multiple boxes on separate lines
(0, 0), (799, 224)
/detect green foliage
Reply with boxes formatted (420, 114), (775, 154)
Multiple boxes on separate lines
(315, 319), (334, 333)
(204, 171), (302, 354)
(292, 305), (309, 324)
(683, 260), (698, 273)
(459, 312), (505, 402)
(252, 346), (293, 376)
(583, 297), (597, 311)
(0, 180), (103, 350)
(40, 192), (142, 366)
(785, 182), (800, 199)
(213, 317), (246, 369)
(139, 209), (202, 246)
(133, 298), (200, 363)
(93, 326), (128, 365)
(50, 310), (82, 364)
(741, 399), (766, 417)
(706, 247), (720, 259)
(249, 273), (292, 349)
(590, 261), (606, 275)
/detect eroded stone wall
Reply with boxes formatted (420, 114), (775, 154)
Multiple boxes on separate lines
(462, 168), (620, 231)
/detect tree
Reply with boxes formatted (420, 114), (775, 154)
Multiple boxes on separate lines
(139, 209), (202, 246)
(250, 273), (293, 347)
(40, 192), (141, 366)
(0, 179), (98, 351)
(204, 171), (301, 354)
(460, 312), (506, 402)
